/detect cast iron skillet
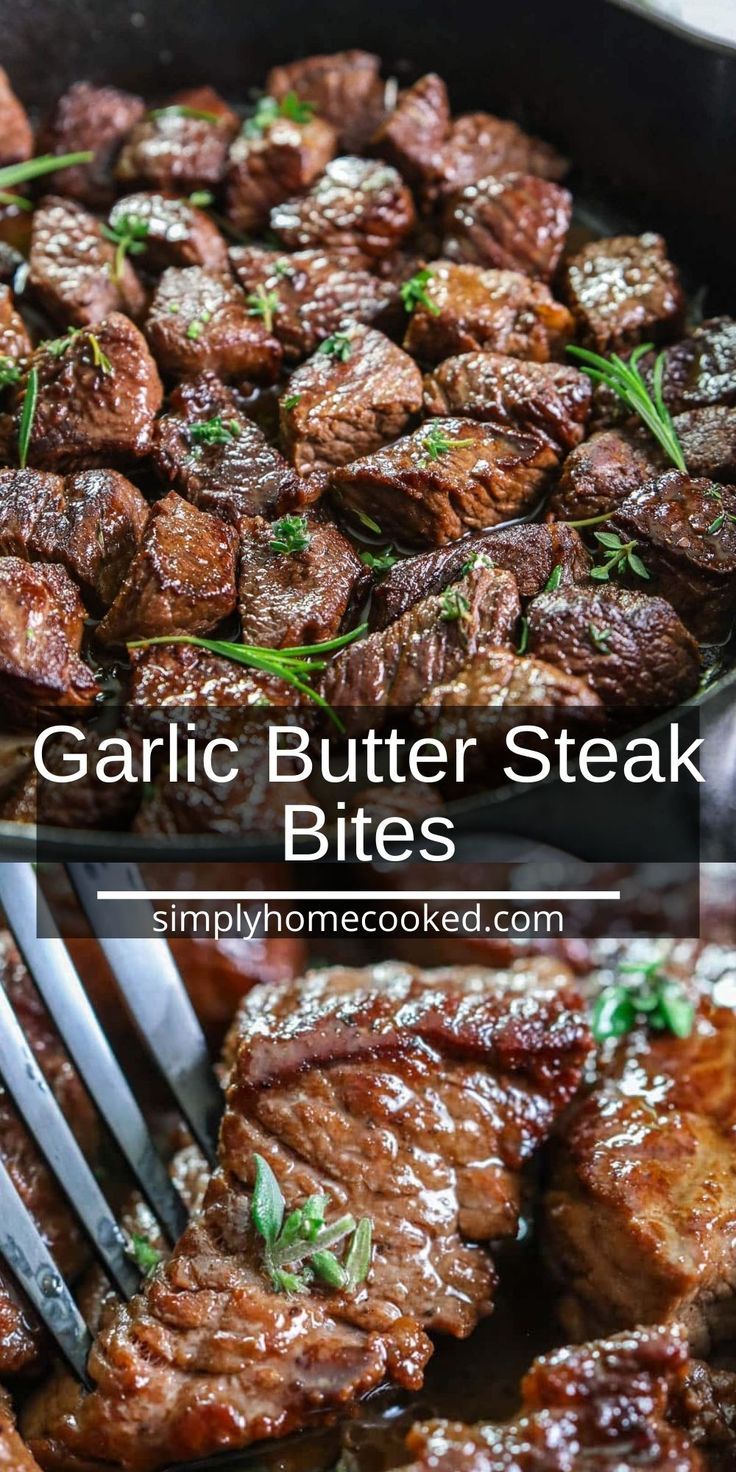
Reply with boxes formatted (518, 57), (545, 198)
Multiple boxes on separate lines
(0, 0), (735, 859)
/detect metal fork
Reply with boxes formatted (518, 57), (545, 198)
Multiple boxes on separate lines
(0, 861), (223, 1383)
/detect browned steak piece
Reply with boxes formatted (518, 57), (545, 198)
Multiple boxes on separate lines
(549, 427), (665, 522)
(128, 642), (295, 739)
(96, 490), (238, 646)
(39, 82), (145, 208)
(24, 958), (590, 1470)
(146, 265), (282, 383)
(281, 324), (423, 475)
(404, 1327), (702, 1472)
(373, 73), (451, 184)
(0, 466), (147, 607)
(108, 191), (229, 273)
(404, 261), (573, 364)
(9, 314), (163, 470)
(610, 472), (736, 642)
(238, 512), (369, 647)
(115, 86), (239, 192)
(654, 317), (736, 413)
(369, 523), (591, 630)
(526, 583), (700, 709)
(225, 112), (336, 233)
(0, 557), (98, 711)
(153, 372), (306, 523)
(562, 233), (684, 354)
(544, 992), (736, 1353)
(332, 417), (558, 547)
(28, 195), (146, 327)
(321, 563), (520, 721)
(1, 1388), (44, 1470)
(676, 1361), (736, 1453)
(0, 67), (32, 165)
(271, 157), (416, 259)
(229, 245), (396, 362)
(427, 111), (568, 201)
(442, 172), (572, 280)
(424, 351), (590, 452)
(674, 406), (736, 483)
(266, 50), (387, 151)
(0, 284), (31, 362)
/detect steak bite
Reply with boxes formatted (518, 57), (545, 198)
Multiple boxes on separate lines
(550, 426), (665, 522)
(28, 195), (146, 327)
(610, 472), (736, 642)
(653, 316), (736, 414)
(266, 49), (387, 152)
(0, 67), (32, 165)
(0, 283), (31, 362)
(562, 233), (685, 354)
(238, 512), (369, 647)
(1, 1388), (44, 1470)
(404, 261), (573, 364)
(128, 641), (296, 733)
(428, 111), (568, 200)
(526, 583), (700, 709)
(369, 523), (591, 630)
(108, 191), (229, 273)
(321, 563), (521, 719)
(115, 86), (239, 192)
(39, 82), (146, 208)
(373, 73), (451, 185)
(404, 1327), (702, 1472)
(442, 172), (572, 280)
(24, 958), (590, 1471)
(11, 314), (163, 470)
(153, 371), (305, 522)
(96, 490), (238, 646)
(225, 111), (337, 234)
(544, 991), (736, 1352)
(229, 245), (396, 362)
(145, 265), (282, 383)
(271, 156), (416, 259)
(0, 466), (148, 607)
(332, 417), (558, 548)
(281, 323), (423, 475)
(0, 557), (98, 710)
(424, 351), (591, 452)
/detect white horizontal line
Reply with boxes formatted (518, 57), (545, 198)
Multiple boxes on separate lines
(97, 890), (622, 902)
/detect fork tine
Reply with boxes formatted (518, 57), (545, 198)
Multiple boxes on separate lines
(0, 983), (141, 1300)
(0, 1156), (93, 1386)
(0, 864), (188, 1244)
(67, 863), (221, 1165)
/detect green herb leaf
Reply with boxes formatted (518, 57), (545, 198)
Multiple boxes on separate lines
(283, 393), (301, 411)
(246, 284), (279, 333)
(544, 563), (563, 591)
(400, 268), (440, 317)
(440, 587), (470, 623)
(245, 91), (315, 137)
(127, 1232), (162, 1275)
(421, 425), (474, 463)
(251, 1154), (285, 1245)
(310, 1250), (348, 1289)
(351, 508), (382, 535)
(0, 356), (22, 390)
(103, 212), (150, 282)
(189, 415), (240, 446)
(657, 982), (695, 1039)
(344, 1218), (372, 1290)
(270, 514), (311, 555)
(516, 615), (529, 654)
(588, 624), (612, 653)
(460, 551), (494, 575)
(591, 988), (636, 1042)
(591, 960), (695, 1043)
(360, 546), (399, 574)
(318, 331), (352, 362)
(590, 530), (648, 583)
(18, 366), (38, 469)
(0, 191), (32, 211)
(567, 343), (687, 472)
(0, 151), (94, 191)
(188, 190), (214, 207)
(149, 104), (222, 123)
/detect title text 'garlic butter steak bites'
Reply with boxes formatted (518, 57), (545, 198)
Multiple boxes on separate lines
(24, 960), (591, 1471)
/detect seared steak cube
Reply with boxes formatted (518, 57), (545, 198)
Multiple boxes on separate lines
(0, 284), (31, 362)
(146, 266), (282, 383)
(129, 641), (296, 734)
(0, 557), (98, 710)
(271, 157), (416, 259)
(108, 192), (229, 273)
(549, 427), (662, 522)
(229, 245), (396, 362)
(611, 471), (736, 642)
(0, 67), (32, 165)
(13, 314), (163, 470)
(373, 73), (450, 184)
(404, 261), (573, 364)
(281, 323), (423, 475)
(442, 172), (572, 280)
(225, 112), (336, 234)
(369, 523), (591, 630)
(96, 490), (238, 646)
(526, 583), (700, 709)
(238, 511), (369, 647)
(655, 317), (736, 413)
(39, 82), (145, 208)
(0, 466), (147, 607)
(153, 371), (305, 522)
(428, 111), (568, 200)
(28, 195), (146, 327)
(675, 406), (736, 483)
(424, 351), (590, 452)
(115, 86), (239, 192)
(332, 417), (558, 547)
(266, 50), (387, 152)
(562, 233), (684, 353)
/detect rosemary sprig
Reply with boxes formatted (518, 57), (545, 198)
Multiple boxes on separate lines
(127, 624), (368, 732)
(517, 616), (529, 654)
(0, 191), (32, 211)
(591, 958), (694, 1042)
(246, 284), (279, 333)
(251, 1154), (372, 1296)
(18, 366), (38, 469)
(591, 530), (649, 583)
(245, 92), (316, 137)
(567, 343), (686, 472)
(400, 268), (440, 317)
(103, 212), (150, 282)
(421, 425), (474, 463)
(270, 514), (311, 555)
(0, 151), (94, 191)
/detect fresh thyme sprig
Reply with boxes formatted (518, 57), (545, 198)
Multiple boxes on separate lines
(103, 212), (150, 282)
(0, 151), (94, 191)
(127, 1232), (162, 1275)
(400, 268), (440, 317)
(544, 564), (563, 591)
(246, 285), (279, 333)
(189, 415), (241, 446)
(0, 356), (22, 390)
(567, 343), (686, 472)
(270, 514), (311, 555)
(245, 92), (316, 137)
(45, 327), (112, 374)
(590, 530), (649, 583)
(591, 958), (695, 1042)
(460, 550), (494, 575)
(440, 587), (470, 623)
(18, 366), (38, 469)
(588, 624), (612, 653)
(421, 425), (474, 463)
(251, 1154), (372, 1296)
(360, 546), (399, 574)
(318, 332), (352, 362)
(127, 624), (368, 732)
